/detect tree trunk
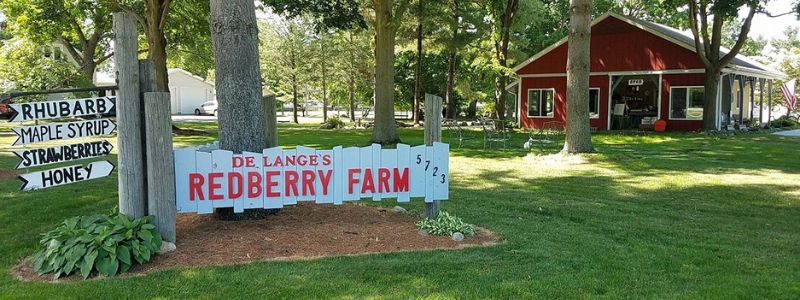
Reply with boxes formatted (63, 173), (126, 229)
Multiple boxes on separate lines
(348, 33), (357, 122)
(491, 0), (518, 128)
(292, 75), (299, 123)
(210, 0), (270, 220)
(702, 68), (721, 130)
(445, 51), (457, 119)
(371, 0), (399, 144)
(321, 35), (328, 122)
(562, 0), (593, 154)
(413, 21), (423, 124)
(494, 76), (507, 126)
(145, 0), (169, 92)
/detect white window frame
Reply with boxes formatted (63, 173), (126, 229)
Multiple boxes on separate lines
(669, 86), (705, 120)
(589, 88), (600, 119)
(527, 88), (555, 118)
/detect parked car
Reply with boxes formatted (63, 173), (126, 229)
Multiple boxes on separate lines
(195, 100), (218, 116)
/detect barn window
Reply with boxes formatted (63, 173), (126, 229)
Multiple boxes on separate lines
(589, 88), (600, 119)
(669, 87), (704, 120)
(527, 89), (554, 118)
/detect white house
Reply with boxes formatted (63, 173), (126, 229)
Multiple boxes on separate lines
(95, 68), (215, 115)
(167, 68), (215, 115)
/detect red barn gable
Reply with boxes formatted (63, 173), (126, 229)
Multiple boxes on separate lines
(511, 12), (784, 132)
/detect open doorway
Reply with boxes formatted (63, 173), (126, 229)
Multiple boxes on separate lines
(609, 74), (660, 129)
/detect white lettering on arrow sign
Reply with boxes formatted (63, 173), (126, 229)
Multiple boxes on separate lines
(7, 96), (115, 122)
(11, 118), (116, 146)
(174, 143), (450, 214)
(18, 160), (115, 191)
(14, 140), (113, 169)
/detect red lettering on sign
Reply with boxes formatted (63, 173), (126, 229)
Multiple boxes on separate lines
(361, 169), (375, 194)
(247, 171), (262, 198)
(393, 168), (409, 192)
(265, 170), (280, 197)
(232, 156), (245, 168)
(228, 172), (243, 198)
(245, 156), (255, 167)
(318, 169), (333, 195)
(208, 172), (223, 200)
(322, 154), (331, 166)
(301, 170), (315, 196)
(189, 173), (205, 201)
(285, 155), (296, 166)
(348, 169), (360, 194)
(285, 170), (299, 196)
(378, 168), (391, 193)
(309, 155), (318, 166)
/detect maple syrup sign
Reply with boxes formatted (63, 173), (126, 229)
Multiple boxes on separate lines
(174, 143), (449, 214)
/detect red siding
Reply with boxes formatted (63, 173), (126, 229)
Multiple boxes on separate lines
(520, 76), (609, 130)
(516, 17), (704, 75)
(661, 74), (705, 131)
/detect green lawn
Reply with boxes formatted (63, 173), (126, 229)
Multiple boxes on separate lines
(1, 122), (798, 299)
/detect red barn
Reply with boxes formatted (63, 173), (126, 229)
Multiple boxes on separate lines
(510, 12), (784, 131)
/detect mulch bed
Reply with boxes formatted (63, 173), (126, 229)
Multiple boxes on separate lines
(12, 203), (501, 282)
(0, 168), (18, 180)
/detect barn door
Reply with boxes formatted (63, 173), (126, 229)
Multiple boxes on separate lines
(169, 87), (180, 115)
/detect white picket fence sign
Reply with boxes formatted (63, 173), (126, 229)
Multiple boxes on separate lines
(174, 142), (450, 214)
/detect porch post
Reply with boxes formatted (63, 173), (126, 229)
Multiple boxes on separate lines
(768, 80), (773, 126)
(759, 78), (765, 127)
(738, 76), (745, 127)
(749, 78), (755, 124)
(727, 74), (735, 127)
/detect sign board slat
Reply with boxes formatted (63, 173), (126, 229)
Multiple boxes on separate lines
(211, 150), (234, 209)
(242, 151), (263, 209)
(371, 144), (381, 201)
(282, 148), (297, 205)
(195, 151), (214, 214)
(315, 149), (334, 204)
(359, 145), (373, 199)
(425, 146), (435, 203)
(174, 148), (197, 213)
(295, 146), (316, 202)
(19, 160), (114, 191)
(396, 144), (410, 202)
(433, 142), (449, 200)
(12, 118), (116, 146)
(14, 140), (113, 169)
(262, 147), (283, 209)
(380, 148), (397, 199)
(409, 145), (426, 198)
(8, 96), (116, 122)
(342, 147), (360, 201)
(232, 154), (244, 213)
(333, 146), (343, 205)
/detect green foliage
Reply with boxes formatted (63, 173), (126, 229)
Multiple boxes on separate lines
(769, 115), (800, 128)
(324, 116), (346, 129)
(416, 211), (475, 236)
(0, 36), (91, 93)
(32, 212), (162, 279)
(259, 0), (365, 31)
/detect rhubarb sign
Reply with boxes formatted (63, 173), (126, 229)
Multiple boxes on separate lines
(174, 143), (450, 214)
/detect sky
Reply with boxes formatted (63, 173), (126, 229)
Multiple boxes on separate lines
(743, 0), (799, 41)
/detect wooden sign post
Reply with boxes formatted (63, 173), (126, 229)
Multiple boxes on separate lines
(424, 94), (443, 219)
(144, 92), (176, 242)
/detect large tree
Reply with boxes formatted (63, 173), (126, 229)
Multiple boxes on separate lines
(371, 0), (410, 144)
(562, 0), (593, 153)
(0, 0), (113, 81)
(110, 0), (172, 92)
(260, 18), (314, 124)
(485, 0), (520, 125)
(687, 0), (758, 131)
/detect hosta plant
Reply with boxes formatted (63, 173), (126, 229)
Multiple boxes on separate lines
(33, 212), (162, 279)
(416, 211), (476, 236)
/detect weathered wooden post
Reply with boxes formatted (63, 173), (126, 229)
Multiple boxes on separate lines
(144, 92), (176, 242)
(113, 12), (146, 218)
(263, 92), (278, 148)
(424, 94), (442, 218)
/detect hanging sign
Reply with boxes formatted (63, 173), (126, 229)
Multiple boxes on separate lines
(18, 160), (115, 191)
(14, 140), (114, 169)
(628, 79), (644, 86)
(11, 118), (116, 146)
(174, 142), (450, 214)
(7, 96), (115, 122)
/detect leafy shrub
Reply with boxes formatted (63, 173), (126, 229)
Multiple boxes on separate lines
(324, 116), (346, 129)
(416, 211), (476, 236)
(33, 212), (162, 279)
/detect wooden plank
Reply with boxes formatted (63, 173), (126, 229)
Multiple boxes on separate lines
(144, 92), (176, 242)
(380, 148), (397, 199)
(424, 145), (435, 203)
(232, 154), (245, 213)
(359, 145), (374, 199)
(424, 94), (443, 217)
(396, 143), (410, 202)
(19, 160), (114, 191)
(11, 118), (116, 146)
(282, 148), (298, 205)
(8, 96), (116, 122)
(295, 146), (316, 202)
(333, 146), (343, 205)
(113, 12), (146, 219)
(409, 145), (426, 198)
(243, 151), (264, 209)
(371, 143), (381, 201)
(342, 147), (360, 201)
(262, 147), (283, 209)
(195, 151), (214, 214)
(174, 147), (197, 213)
(433, 142), (449, 200)
(211, 150), (234, 209)
(315, 149), (334, 204)
(14, 140), (113, 169)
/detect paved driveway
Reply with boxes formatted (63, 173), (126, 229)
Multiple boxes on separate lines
(774, 129), (800, 137)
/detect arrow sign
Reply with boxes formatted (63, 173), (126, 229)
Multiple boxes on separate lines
(11, 118), (116, 146)
(8, 96), (115, 122)
(19, 160), (115, 191)
(14, 140), (114, 169)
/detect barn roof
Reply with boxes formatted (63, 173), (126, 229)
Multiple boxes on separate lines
(512, 12), (785, 79)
